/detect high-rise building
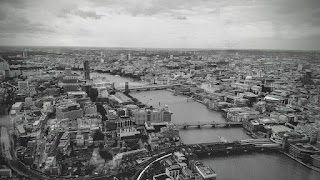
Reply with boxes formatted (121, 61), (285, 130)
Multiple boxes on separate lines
(127, 53), (131, 61)
(125, 82), (129, 94)
(0, 56), (10, 79)
(298, 63), (303, 71)
(306, 69), (312, 79)
(62, 76), (79, 92)
(83, 61), (90, 80)
(22, 51), (28, 58)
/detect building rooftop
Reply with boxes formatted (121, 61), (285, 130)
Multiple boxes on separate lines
(153, 173), (173, 180)
(110, 92), (133, 104)
(67, 91), (87, 96)
(196, 164), (216, 178)
(16, 125), (26, 134)
(270, 125), (292, 133)
(167, 164), (180, 171)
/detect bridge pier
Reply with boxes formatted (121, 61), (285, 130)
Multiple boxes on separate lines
(211, 124), (216, 128)
(197, 125), (201, 129)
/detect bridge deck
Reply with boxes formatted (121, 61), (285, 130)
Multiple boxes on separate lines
(117, 84), (172, 90)
(174, 121), (242, 127)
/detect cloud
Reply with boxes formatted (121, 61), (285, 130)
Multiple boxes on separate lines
(0, 11), (54, 35)
(58, 7), (104, 19)
(176, 16), (187, 20)
(72, 9), (104, 19)
(0, 0), (320, 50)
(0, 7), (7, 21)
(0, 0), (28, 9)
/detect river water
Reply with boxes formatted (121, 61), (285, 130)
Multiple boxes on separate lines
(101, 73), (320, 180)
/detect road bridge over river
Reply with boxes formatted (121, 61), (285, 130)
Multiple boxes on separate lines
(174, 121), (243, 129)
(117, 84), (173, 92)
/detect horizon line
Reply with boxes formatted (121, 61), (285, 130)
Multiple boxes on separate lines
(0, 45), (319, 52)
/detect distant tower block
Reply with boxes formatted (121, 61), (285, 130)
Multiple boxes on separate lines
(125, 82), (129, 94)
(83, 60), (90, 80)
(298, 63), (303, 71)
(22, 51), (28, 58)
(306, 69), (312, 78)
(112, 82), (115, 91)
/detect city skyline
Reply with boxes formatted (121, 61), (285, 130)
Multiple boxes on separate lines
(1, 0), (320, 50)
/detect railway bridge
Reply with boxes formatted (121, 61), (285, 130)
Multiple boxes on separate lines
(186, 138), (281, 156)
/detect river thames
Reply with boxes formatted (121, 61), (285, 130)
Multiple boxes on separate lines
(100, 73), (320, 180)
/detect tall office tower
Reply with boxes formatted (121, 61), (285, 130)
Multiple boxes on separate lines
(306, 69), (312, 79)
(298, 63), (303, 71)
(0, 56), (10, 79)
(22, 51), (28, 58)
(127, 53), (131, 61)
(125, 82), (129, 94)
(83, 60), (90, 80)
(301, 69), (313, 85)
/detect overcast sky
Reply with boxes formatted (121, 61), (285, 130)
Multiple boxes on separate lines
(0, 0), (320, 50)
